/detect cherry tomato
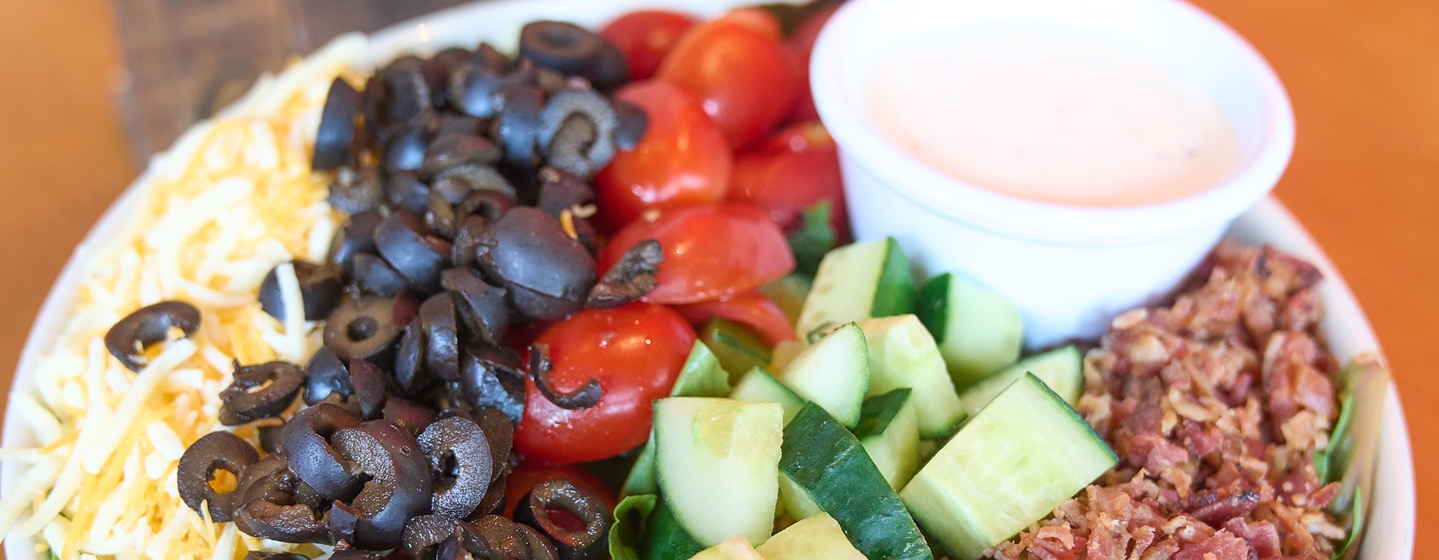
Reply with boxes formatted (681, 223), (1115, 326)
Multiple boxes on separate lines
(674, 291), (797, 346)
(513, 304), (695, 464)
(599, 10), (698, 81)
(656, 11), (801, 149)
(503, 462), (618, 518)
(594, 80), (731, 232)
(600, 204), (795, 305)
(785, 3), (843, 123)
(729, 120), (848, 236)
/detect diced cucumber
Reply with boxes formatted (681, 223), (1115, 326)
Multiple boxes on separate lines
(955, 345), (1083, 418)
(796, 238), (916, 338)
(760, 274), (812, 326)
(780, 402), (932, 560)
(916, 273), (1023, 390)
(655, 398), (784, 546)
(901, 373), (1116, 560)
(853, 389), (921, 491)
(778, 323), (869, 427)
(730, 367), (805, 425)
(856, 315), (965, 437)
(769, 339), (806, 373)
(1324, 359), (1389, 522)
(692, 537), (765, 560)
(756, 512), (866, 560)
(702, 317), (773, 383)
(777, 472), (823, 523)
(644, 496), (707, 560)
(621, 342), (733, 498)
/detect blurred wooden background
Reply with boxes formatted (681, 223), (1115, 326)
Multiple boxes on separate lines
(0, 0), (1434, 557)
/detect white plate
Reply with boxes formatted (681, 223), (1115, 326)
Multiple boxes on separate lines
(2, 1), (1415, 558)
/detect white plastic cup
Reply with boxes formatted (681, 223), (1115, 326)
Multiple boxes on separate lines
(811, 0), (1295, 348)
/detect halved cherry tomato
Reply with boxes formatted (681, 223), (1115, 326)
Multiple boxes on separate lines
(594, 80), (731, 232)
(601, 204), (795, 305)
(655, 10), (801, 149)
(513, 303), (695, 464)
(729, 120), (848, 236)
(503, 462), (618, 518)
(785, 3), (843, 123)
(599, 10), (698, 81)
(674, 291), (797, 346)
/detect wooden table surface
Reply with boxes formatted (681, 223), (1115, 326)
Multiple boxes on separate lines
(0, 0), (1432, 557)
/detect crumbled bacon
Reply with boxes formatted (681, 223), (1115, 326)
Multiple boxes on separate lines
(993, 242), (1343, 560)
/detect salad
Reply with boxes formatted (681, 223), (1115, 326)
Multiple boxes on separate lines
(0, 2), (1382, 560)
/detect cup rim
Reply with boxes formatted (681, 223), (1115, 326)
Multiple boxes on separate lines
(811, 0), (1296, 247)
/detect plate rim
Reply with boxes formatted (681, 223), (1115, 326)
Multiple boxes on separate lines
(1, 1), (1416, 558)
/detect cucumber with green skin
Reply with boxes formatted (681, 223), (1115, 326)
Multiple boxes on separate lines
(901, 373), (1115, 560)
(955, 344), (1083, 418)
(621, 342), (733, 498)
(796, 237), (916, 338)
(780, 402), (933, 560)
(655, 397), (784, 546)
(916, 273), (1023, 390)
(778, 322), (869, 427)
(854, 388), (921, 491)
(856, 315), (966, 437)
(730, 367), (805, 425)
(701, 317), (773, 383)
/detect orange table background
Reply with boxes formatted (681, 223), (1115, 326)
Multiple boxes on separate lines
(0, 0), (1432, 557)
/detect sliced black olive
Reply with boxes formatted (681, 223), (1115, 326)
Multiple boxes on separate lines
(457, 188), (518, 222)
(105, 301), (201, 372)
(314, 78), (362, 171)
(328, 421), (434, 550)
(324, 297), (402, 365)
(244, 552), (310, 560)
(258, 424), (284, 454)
(435, 521), (499, 560)
(426, 189), (459, 240)
(385, 171), (432, 214)
(375, 210), (449, 292)
(383, 122), (430, 172)
(403, 514), (463, 560)
(351, 253), (409, 298)
(449, 58), (528, 119)
(176, 431), (259, 523)
(383, 397), (437, 438)
(328, 165), (383, 214)
(432, 46), (474, 74)
(422, 133), (502, 177)
(280, 403), (364, 500)
(473, 515), (559, 560)
(437, 114), (486, 138)
(233, 453), (325, 514)
(329, 209), (385, 279)
(458, 352), (527, 425)
(536, 167), (594, 220)
(590, 39), (630, 92)
(434, 163), (518, 202)
(493, 85), (545, 169)
(470, 471), (509, 519)
(393, 318), (430, 395)
(440, 268), (509, 345)
(529, 343), (601, 410)
(475, 208), (596, 321)
(612, 100), (648, 151)
(219, 361), (305, 425)
(451, 215), (488, 271)
(361, 73), (390, 142)
(513, 479), (611, 560)
(586, 239), (663, 309)
(329, 549), (384, 560)
(518, 21), (604, 79)
(537, 89), (618, 179)
(259, 261), (343, 322)
(234, 499), (331, 544)
(421, 293), (462, 381)
(380, 56), (435, 126)
(464, 409), (513, 488)
(303, 347), (351, 406)
(419, 416), (494, 519)
(349, 358), (390, 420)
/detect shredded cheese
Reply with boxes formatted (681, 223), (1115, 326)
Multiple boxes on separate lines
(0, 32), (368, 559)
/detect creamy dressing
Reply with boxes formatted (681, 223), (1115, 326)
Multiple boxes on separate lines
(867, 29), (1240, 207)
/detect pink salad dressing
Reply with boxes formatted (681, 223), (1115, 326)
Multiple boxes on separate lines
(867, 29), (1240, 208)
